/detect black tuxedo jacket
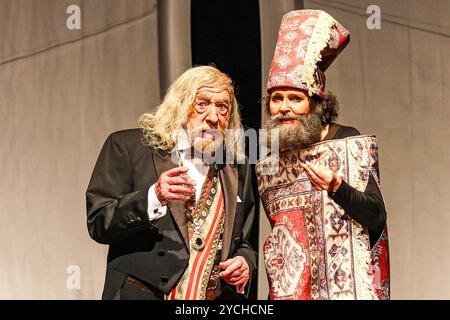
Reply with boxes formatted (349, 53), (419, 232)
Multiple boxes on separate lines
(86, 129), (257, 299)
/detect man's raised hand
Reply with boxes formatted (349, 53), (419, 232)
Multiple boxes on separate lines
(155, 167), (196, 205)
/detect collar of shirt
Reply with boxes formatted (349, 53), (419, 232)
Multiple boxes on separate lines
(183, 156), (210, 202)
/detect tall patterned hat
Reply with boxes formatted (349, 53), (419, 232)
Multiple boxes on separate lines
(266, 10), (350, 98)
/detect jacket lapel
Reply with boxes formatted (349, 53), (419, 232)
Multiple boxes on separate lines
(152, 150), (190, 249)
(219, 164), (238, 260)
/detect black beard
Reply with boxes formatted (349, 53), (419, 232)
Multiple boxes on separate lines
(264, 110), (322, 152)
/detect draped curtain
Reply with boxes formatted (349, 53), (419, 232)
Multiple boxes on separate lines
(1, 0), (449, 300)
(0, 0), (169, 299)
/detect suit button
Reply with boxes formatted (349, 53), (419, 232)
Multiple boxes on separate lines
(158, 250), (166, 257)
(129, 219), (135, 224)
(161, 276), (168, 283)
(135, 216), (142, 223)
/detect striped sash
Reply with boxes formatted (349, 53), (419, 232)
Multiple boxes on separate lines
(166, 167), (225, 300)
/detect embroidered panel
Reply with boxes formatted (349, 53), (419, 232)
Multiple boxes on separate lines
(257, 135), (390, 300)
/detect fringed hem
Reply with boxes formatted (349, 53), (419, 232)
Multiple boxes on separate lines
(352, 222), (379, 300)
(302, 11), (336, 96)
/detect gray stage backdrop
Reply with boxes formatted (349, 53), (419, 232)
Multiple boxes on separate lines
(0, 0), (160, 299)
(303, 0), (450, 300)
(0, 0), (449, 299)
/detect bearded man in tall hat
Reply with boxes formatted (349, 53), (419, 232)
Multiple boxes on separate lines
(86, 66), (256, 300)
(257, 10), (390, 300)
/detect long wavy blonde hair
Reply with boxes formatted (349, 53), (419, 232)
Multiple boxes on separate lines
(138, 66), (244, 160)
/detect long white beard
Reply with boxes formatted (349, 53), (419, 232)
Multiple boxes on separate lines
(193, 136), (217, 157)
(190, 127), (224, 162)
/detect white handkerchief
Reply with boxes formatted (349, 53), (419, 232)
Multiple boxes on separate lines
(237, 195), (242, 202)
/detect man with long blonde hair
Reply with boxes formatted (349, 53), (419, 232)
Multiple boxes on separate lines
(138, 66), (244, 162)
(87, 66), (257, 300)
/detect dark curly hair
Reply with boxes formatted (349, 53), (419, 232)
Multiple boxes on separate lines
(263, 91), (340, 125)
(310, 91), (340, 124)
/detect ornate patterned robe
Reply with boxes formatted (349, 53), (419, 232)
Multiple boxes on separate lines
(256, 135), (390, 300)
